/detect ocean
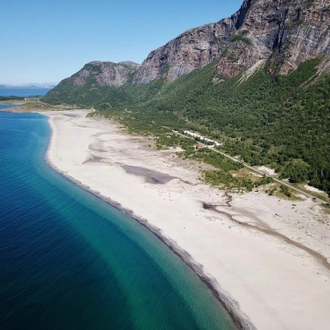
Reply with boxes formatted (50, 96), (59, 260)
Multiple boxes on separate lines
(0, 88), (51, 97)
(0, 110), (236, 329)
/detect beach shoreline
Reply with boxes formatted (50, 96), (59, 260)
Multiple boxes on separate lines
(43, 109), (330, 330)
(44, 112), (253, 329)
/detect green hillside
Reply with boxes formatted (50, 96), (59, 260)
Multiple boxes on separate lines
(42, 62), (139, 107)
(42, 65), (111, 107)
(96, 58), (330, 195)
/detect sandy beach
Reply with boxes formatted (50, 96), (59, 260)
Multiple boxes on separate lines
(44, 109), (330, 330)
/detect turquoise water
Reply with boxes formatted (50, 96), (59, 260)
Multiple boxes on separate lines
(0, 111), (236, 329)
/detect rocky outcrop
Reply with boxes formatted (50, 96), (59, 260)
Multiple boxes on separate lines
(216, 40), (262, 78)
(133, 16), (240, 84)
(134, 0), (330, 83)
(46, 0), (330, 95)
(276, 0), (330, 74)
(70, 61), (140, 87)
(43, 61), (140, 106)
(217, 0), (330, 77)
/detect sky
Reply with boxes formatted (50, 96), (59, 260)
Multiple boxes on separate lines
(1, 0), (243, 85)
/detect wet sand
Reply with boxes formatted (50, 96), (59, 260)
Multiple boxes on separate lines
(122, 165), (177, 184)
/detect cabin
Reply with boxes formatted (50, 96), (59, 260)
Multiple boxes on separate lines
(196, 143), (205, 149)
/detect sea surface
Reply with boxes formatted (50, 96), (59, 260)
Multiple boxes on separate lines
(0, 111), (236, 329)
(0, 88), (51, 97)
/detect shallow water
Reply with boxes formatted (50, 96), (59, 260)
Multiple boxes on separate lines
(0, 111), (236, 329)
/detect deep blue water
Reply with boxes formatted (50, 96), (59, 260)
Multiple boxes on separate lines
(0, 112), (236, 329)
(0, 88), (51, 97)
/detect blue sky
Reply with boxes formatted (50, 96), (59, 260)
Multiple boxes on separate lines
(2, 0), (243, 85)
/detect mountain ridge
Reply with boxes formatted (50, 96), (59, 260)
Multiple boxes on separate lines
(41, 0), (330, 195)
(43, 61), (140, 106)
(44, 0), (330, 100)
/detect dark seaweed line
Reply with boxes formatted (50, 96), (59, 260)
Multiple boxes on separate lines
(44, 163), (256, 330)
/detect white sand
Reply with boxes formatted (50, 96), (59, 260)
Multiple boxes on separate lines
(256, 166), (276, 176)
(304, 183), (328, 196)
(45, 110), (330, 330)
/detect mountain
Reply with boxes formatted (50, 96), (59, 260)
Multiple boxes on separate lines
(132, 15), (238, 84)
(44, 0), (330, 97)
(42, 0), (330, 195)
(42, 61), (140, 106)
(216, 0), (330, 78)
(0, 83), (56, 89)
(134, 0), (330, 83)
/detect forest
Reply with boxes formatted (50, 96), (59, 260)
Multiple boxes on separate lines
(43, 56), (330, 196)
(96, 58), (330, 195)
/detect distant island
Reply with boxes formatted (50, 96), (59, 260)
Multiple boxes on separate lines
(0, 84), (56, 99)
(0, 83), (57, 89)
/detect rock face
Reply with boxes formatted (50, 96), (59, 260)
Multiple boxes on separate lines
(47, 0), (330, 98)
(133, 16), (239, 84)
(69, 61), (140, 87)
(216, 0), (330, 77)
(134, 0), (330, 83)
(43, 61), (140, 105)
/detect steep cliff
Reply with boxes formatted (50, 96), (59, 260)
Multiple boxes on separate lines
(133, 16), (240, 84)
(45, 0), (330, 93)
(216, 0), (330, 77)
(43, 61), (140, 106)
(133, 0), (329, 83)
